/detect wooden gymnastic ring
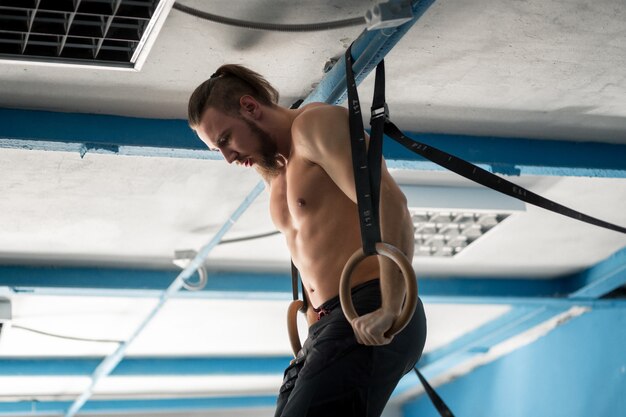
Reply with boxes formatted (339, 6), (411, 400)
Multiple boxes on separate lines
(287, 300), (304, 357)
(339, 242), (417, 338)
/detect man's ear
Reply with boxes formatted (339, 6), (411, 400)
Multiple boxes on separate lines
(239, 95), (259, 119)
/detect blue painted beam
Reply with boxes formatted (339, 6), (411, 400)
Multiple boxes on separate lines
(2, 107), (625, 177)
(419, 276), (570, 299)
(568, 246), (626, 299)
(4, 264), (626, 306)
(0, 107), (205, 152)
(0, 265), (573, 302)
(0, 356), (291, 376)
(0, 396), (277, 415)
(383, 131), (626, 177)
(0, 266), (291, 294)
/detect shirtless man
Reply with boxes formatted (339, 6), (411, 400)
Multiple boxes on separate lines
(187, 64), (426, 417)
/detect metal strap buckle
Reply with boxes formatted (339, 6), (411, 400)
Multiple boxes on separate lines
(371, 103), (389, 120)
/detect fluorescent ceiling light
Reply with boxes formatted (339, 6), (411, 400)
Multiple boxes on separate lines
(400, 185), (525, 257)
(411, 210), (510, 257)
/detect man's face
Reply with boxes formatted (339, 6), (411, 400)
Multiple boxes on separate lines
(195, 106), (279, 172)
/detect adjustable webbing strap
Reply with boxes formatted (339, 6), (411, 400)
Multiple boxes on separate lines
(368, 61), (386, 237)
(365, 55), (625, 234)
(291, 260), (299, 301)
(345, 45), (455, 417)
(414, 368), (455, 417)
(346, 38), (626, 417)
(345, 45), (384, 255)
(289, 99), (309, 314)
(383, 121), (626, 234)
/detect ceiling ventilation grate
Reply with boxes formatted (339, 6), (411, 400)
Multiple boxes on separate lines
(411, 210), (510, 257)
(0, 0), (173, 70)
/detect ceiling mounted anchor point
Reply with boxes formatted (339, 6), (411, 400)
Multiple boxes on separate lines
(173, 249), (208, 291)
(365, 0), (414, 31)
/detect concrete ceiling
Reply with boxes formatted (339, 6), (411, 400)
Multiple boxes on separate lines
(0, 0), (624, 273)
(1, 0), (625, 143)
(0, 0), (625, 416)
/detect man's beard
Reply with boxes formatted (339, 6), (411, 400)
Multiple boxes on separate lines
(242, 117), (283, 180)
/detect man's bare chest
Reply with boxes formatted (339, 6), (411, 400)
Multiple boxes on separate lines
(269, 157), (337, 232)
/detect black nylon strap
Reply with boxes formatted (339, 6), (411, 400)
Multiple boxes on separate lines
(414, 368), (455, 417)
(345, 46), (454, 417)
(290, 260), (299, 301)
(368, 61), (386, 234)
(288, 99), (309, 314)
(383, 121), (626, 234)
(345, 45), (383, 255)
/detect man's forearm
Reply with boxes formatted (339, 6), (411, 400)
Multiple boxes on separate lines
(379, 181), (415, 317)
(379, 257), (407, 316)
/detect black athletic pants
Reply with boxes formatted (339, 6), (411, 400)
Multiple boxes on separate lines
(275, 279), (427, 417)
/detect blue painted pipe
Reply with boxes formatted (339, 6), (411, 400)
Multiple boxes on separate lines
(64, 181), (265, 417)
(304, 0), (436, 105)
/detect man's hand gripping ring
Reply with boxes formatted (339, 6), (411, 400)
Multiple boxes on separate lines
(339, 242), (417, 338)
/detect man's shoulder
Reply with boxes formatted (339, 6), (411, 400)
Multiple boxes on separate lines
(296, 102), (347, 119)
(290, 103), (350, 163)
(292, 103), (347, 138)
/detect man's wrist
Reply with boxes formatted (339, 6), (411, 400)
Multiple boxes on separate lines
(381, 304), (401, 317)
